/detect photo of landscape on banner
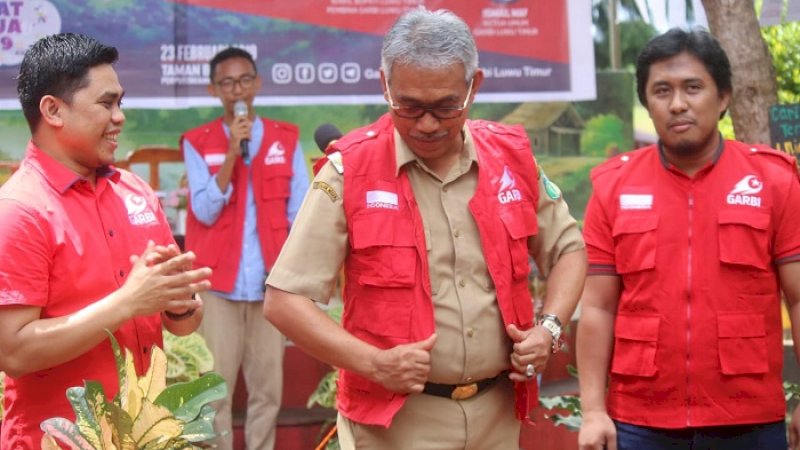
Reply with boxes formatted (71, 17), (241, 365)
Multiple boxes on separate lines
(0, 0), (595, 108)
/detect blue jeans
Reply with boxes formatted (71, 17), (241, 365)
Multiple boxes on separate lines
(614, 419), (787, 450)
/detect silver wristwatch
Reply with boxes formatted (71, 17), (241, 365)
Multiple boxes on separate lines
(537, 314), (563, 353)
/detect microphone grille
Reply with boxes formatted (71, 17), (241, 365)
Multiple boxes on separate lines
(233, 100), (248, 117)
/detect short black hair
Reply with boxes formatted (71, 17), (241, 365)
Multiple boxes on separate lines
(209, 47), (257, 82)
(16, 33), (118, 132)
(636, 28), (732, 115)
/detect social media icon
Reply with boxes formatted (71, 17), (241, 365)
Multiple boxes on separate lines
(341, 63), (361, 83)
(272, 63), (292, 84)
(295, 63), (315, 84)
(318, 63), (338, 84)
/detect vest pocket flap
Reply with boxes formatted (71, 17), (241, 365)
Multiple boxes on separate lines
(614, 314), (660, 341)
(718, 210), (769, 230)
(717, 313), (765, 338)
(717, 312), (768, 375)
(261, 176), (290, 200)
(611, 314), (659, 377)
(351, 214), (415, 249)
(717, 211), (770, 270)
(612, 214), (658, 274)
(499, 202), (538, 239)
(612, 214), (659, 237)
(262, 163), (294, 177)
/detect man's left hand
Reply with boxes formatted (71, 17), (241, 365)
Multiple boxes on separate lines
(790, 405), (800, 450)
(506, 323), (552, 382)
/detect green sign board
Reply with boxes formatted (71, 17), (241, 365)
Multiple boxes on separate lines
(769, 104), (800, 155)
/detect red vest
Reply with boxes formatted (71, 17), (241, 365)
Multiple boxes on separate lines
(587, 141), (798, 427)
(335, 114), (540, 427)
(181, 117), (298, 292)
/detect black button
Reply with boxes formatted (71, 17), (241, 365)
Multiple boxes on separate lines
(119, 270), (124, 277)
(143, 346), (148, 354)
(108, 229), (114, 237)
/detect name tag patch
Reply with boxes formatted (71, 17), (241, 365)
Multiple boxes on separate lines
(204, 153), (226, 166)
(620, 194), (653, 210)
(366, 190), (398, 210)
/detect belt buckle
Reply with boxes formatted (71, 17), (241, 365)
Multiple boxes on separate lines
(451, 382), (478, 400)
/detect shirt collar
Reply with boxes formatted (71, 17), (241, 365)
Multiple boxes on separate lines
(26, 141), (120, 194)
(393, 125), (478, 176)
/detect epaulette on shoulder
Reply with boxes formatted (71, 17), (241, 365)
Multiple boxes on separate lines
(471, 119), (526, 138)
(266, 119), (299, 133)
(745, 143), (797, 165)
(330, 125), (383, 153)
(326, 151), (344, 174)
(590, 152), (635, 181)
(744, 143), (800, 180)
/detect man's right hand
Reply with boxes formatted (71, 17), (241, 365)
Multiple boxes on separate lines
(579, 411), (617, 450)
(369, 333), (437, 394)
(116, 241), (212, 319)
(228, 114), (252, 158)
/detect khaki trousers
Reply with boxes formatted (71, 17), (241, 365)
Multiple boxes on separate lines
(199, 292), (285, 450)
(337, 377), (519, 449)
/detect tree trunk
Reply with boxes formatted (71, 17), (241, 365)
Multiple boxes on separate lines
(701, 0), (778, 145)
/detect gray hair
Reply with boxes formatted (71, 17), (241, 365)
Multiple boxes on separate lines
(381, 8), (478, 83)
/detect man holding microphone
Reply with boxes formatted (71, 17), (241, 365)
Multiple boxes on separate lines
(181, 47), (309, 450)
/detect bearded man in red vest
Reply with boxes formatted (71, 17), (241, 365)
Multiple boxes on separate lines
(181, 47), (310, 450)
(577, 29), (800, 450)
(264, 8), (587, 449)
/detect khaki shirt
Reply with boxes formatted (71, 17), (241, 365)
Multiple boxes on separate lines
(267, 126), (584, 385)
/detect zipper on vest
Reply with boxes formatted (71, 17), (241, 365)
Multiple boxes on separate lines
(685, 192), (694, 427)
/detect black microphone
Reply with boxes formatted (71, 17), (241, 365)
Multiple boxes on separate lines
(233, 100), (249, 159)
(313, 123), (343, 154)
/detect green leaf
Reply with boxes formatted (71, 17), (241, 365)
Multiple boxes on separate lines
(307, 370), (338, 409)
(107, 401), (135, 448)
(39, 418), (96, 450)
(139, 346), (168, 402)
(163, 331), (214, 376)
(180, 404), (218, 442)
(551, 413), (582, 431)
(165, 349), (189, 383)
(106, 330), (126, 405)
(132, 400), (183, 447)
(154, 372), (227, 422)
(65, 387), (103, 449)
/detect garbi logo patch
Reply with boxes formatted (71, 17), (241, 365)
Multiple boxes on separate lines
(264, 142), (287, 165)
(497, 166), (522, 204)
(125, 194), (157, 225)
(726, 175), (763, 207)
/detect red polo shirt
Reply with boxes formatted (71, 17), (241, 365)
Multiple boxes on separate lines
(0, 143), (173, 450)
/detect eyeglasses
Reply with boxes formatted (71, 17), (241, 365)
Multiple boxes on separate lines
(385, 78), (474, 120)
(216, 74), (257, 92)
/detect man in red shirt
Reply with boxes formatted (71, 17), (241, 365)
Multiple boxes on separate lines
(577, 29), (800, 450)
(0, 33), (213, 450)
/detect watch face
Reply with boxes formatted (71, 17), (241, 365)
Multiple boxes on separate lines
(542, 320), (561, 338)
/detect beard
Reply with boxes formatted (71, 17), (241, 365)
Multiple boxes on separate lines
(664, 128), (719, 159)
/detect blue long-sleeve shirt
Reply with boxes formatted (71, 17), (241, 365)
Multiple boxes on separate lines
(183, 117), (310, 301)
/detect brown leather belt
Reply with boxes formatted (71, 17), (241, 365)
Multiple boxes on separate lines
(422, 373), (503, 401)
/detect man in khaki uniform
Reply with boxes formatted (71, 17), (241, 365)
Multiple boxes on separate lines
(264, 8), (586, 449)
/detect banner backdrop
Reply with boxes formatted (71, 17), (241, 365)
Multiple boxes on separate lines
(0, 0), (595, 109)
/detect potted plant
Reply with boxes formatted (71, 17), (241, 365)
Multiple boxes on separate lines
(40, 332), (226, 450)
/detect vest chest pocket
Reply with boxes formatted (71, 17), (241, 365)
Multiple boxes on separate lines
(717, 312), (767, 375)
(612, 214), (658, 274)
(261, 175), (291, 200)
(351, 213), (416, 288)
(718, 210), (770, 271)
(499, 201), (538, 280)
(611, 314), (660, 377)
